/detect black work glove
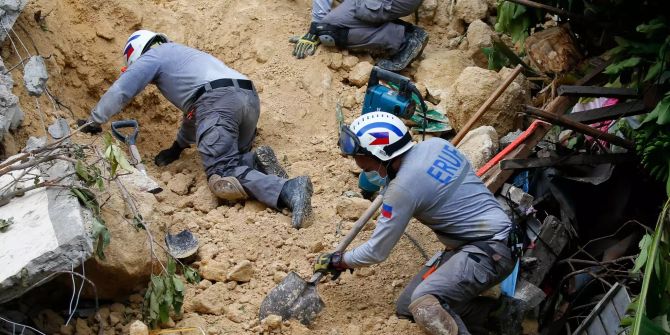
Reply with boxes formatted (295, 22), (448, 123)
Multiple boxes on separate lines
(76, 119), (102, 135)
(154, 141), (188, 166)
(291, 22), (320, 59)
(313, 251), (352, 280)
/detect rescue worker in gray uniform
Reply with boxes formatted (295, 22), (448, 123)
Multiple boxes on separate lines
(77, 30), (313, 228)
(314, 112), (515, 335)
(292, 0), (429, 71)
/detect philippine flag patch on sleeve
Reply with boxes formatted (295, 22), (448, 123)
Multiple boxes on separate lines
(381, 203), (393, 219)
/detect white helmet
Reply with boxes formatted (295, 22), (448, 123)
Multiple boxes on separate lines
(123, 30), (168, 67)
(339, 111), (414, 161)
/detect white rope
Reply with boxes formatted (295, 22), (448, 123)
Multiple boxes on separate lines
(0, 315), (46, 335)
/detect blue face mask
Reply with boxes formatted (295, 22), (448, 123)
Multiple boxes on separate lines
(363, 170), (388, 187)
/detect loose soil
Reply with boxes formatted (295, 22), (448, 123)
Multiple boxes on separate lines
(3, 0), (453, 333)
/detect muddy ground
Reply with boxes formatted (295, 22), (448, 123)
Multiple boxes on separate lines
(1, 0), (463, 334)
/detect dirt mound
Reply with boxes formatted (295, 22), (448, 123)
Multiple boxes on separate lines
(3, 0), (452, 333)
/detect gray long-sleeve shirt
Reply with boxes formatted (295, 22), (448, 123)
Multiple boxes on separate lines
(312, 0), (333, 22)
(90, 43), (246, 125)
(344, 138), (512, 267)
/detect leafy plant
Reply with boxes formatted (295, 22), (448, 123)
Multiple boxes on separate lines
(71, 187), (110, 259)
(103, 133), (133, 177)
(143, 258), (185, 328)
(495, 2), (542, 48)
(621, 199), (670, 334)
(0, 217), (14, 232)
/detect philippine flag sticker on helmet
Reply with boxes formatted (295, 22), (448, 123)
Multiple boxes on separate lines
(123, 44), (135, 63)
(369, 132), (390, 145)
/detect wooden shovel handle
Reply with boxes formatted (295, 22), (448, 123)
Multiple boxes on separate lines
(308, 195), (384, 283)
(452, 65), (523, 146)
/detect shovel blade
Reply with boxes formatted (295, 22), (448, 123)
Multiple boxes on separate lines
(166, 230), (199, 259)
(259, 271), (325, 325)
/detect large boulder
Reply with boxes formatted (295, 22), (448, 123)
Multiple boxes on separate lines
(456, 126), (499, 171)
(83, 176), (166, 299)
(445, 66), (529, 136)
(414, 50), (474, 100)
(0, 0), (28, 42)
(466, 20), (495, 68)
(454, 0), (488, 24)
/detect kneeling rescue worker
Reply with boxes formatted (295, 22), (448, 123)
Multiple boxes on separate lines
(314, 112), (515, 334)
(77, 30), (313, 228)
(293, 0), (429, 71)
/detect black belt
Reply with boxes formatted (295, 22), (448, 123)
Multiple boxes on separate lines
(190, 78), (254, 104)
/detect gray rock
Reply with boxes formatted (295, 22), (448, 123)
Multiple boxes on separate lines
(0, 0), (27, 43)
(23, 56), (48, 97)
(456, 126), (499, 171)
(23, 136), (46, 152)
(500, 130), (523, 149)
(48, 118), (70, 140)
(0, 158), (93, 303)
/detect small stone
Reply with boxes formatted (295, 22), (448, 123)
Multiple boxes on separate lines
(198, 243), (219, 260)
(199, 259), (228, 282)
(342, 55), (359, 70)
(342, 94), (356, 109)
(60, 324), (75, 335)
(455, 0), (488, 23)
(23, 56), (48, 96)
(346, 324), (362, 335)
(336, 196), (373, 220)
(129, 294), (143, 304)
(226, 281), (237, 290)
(75, 318), (93, 335)
(456, 126), (499, 171)
(227, 260), (254, 282)
(110, 303), (125, 313)
(329, 53), (343, 70)
(168, 173), (194, 195)
(263, 314), (283, 330)
(198, 279), (213, 289)
(273, 271), (287, 283)
(128, 320), (149, 335)
(97, 307), (110, 322)
(191, 282), (229, 315)
(309, 241), (325, 253)
(109, 311), (123, 325)
(347, 61), (374, 87)
(191, 185), (219, 213)
(226, 307), (245, 323)
(354, 267), (376, 277)
(391, 279), (403, 287)
(160, 171), (172, 183)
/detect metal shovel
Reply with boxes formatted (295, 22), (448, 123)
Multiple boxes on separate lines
(111, 120), (163, 194)
(259, 195), (383, 325)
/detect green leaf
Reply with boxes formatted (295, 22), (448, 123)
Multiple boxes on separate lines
(644, 61), (664, 83)
(182, 265), (201, 284)
(112, 146), (134, 172)
(168, 258), (177, 275)
(91, 217), (110, 260)
(604, 57), (642, 75)
(654, 96), (670, 126)
(103, 132), (113, 148)
(0, 217), (14, 232)
(173, 276), (184, 292)
(637, 19), (667, 37)
(633, 234), (653, 273)
(159, 301), (170, 323)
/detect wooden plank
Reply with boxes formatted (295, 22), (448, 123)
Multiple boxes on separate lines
(482, 122), (549, 192)
(500, 153), (634, 170)
(558, 85), (639, 99)
(586, 320), (608, 335)
(523, 105), (635, 149)
(573, 283), (630, 335)
(481, 59), (608, 194)
(567, 100), (647, 123)
(520, 215), (570, 286)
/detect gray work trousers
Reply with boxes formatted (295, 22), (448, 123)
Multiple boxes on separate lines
(321, 0), (422, 54)
(179, 86), (286, 208)
(396, 240), (515, 335)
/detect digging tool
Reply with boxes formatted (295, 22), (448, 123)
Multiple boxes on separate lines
(111, 120), (163, 194)
(165, 229), (199, 261)
(259, 195), (384, 325)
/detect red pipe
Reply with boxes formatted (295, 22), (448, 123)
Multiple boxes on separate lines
(476, 120), (548, 177)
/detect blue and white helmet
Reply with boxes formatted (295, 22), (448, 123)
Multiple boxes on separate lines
(122, 30), (168, 67)
(349, 112), (414, 161)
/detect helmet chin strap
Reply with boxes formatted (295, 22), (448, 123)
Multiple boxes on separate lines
(383, 159), (398, 181)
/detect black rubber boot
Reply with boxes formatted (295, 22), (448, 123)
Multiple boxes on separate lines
(154, 141), (187, 166)
(377, 25), (429, 72)
(254, 145), (289, 178)
(279, 176), (313, 229)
